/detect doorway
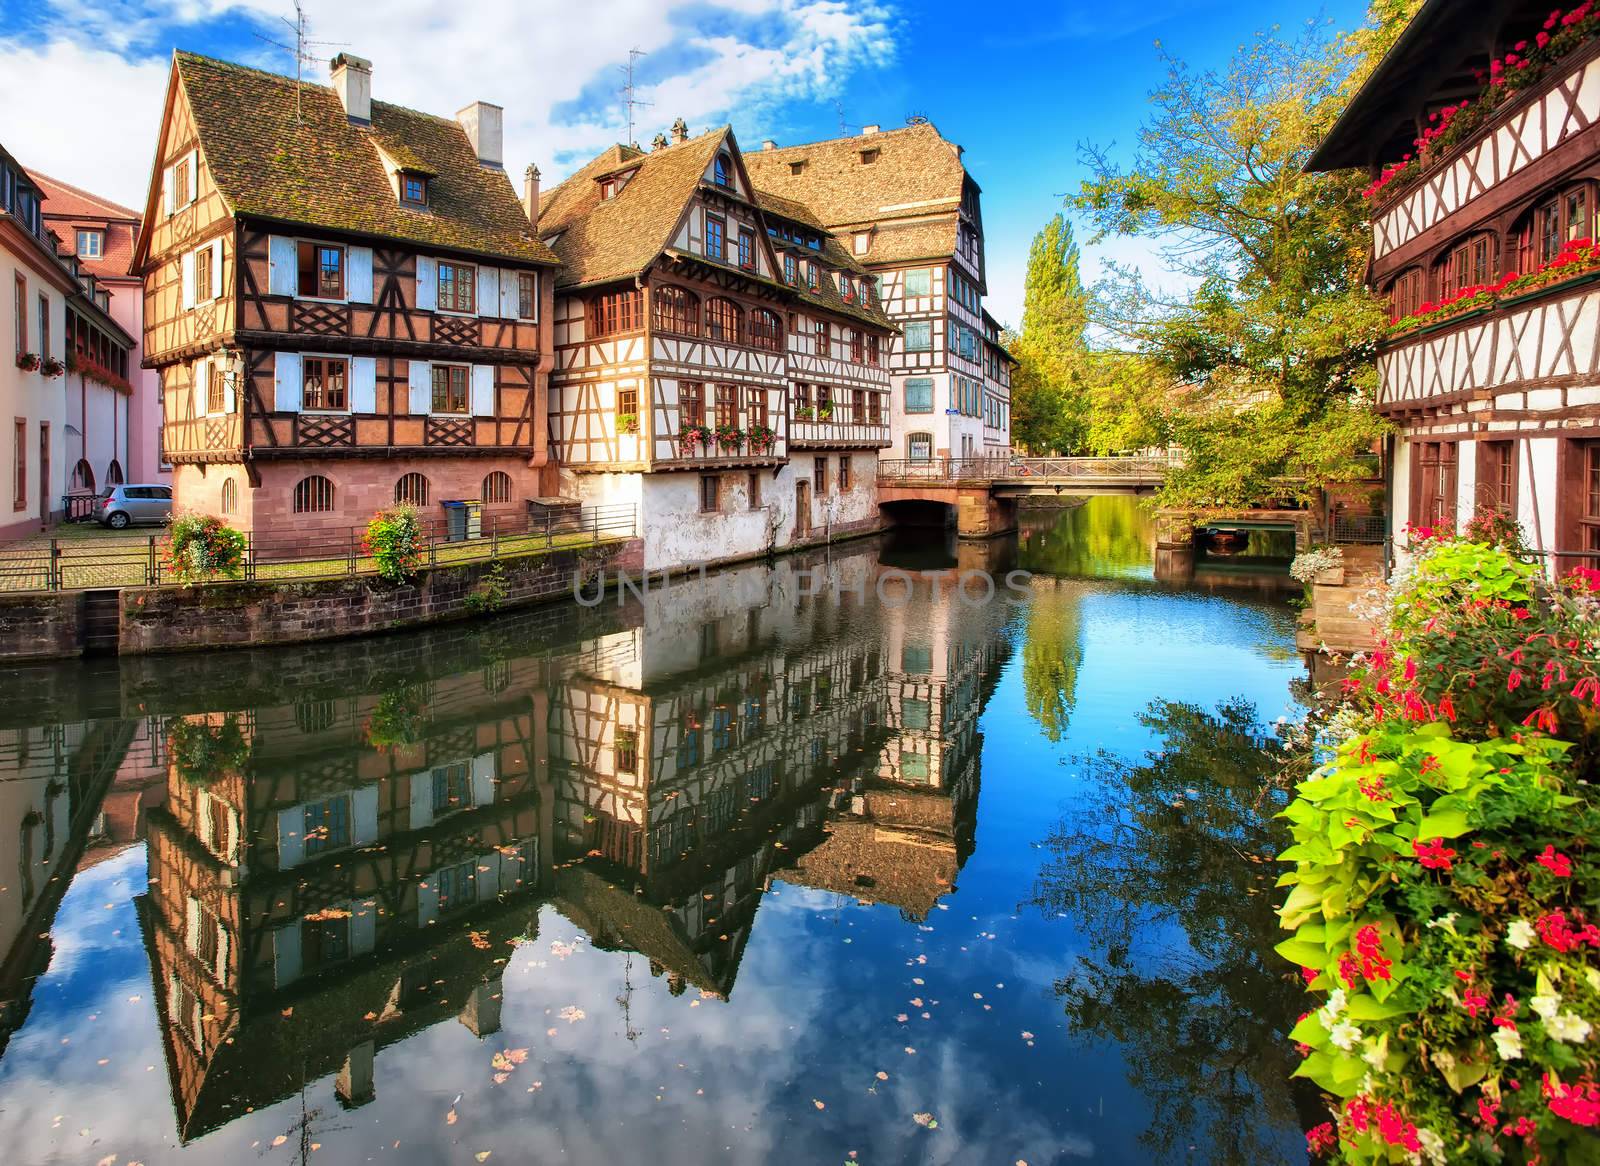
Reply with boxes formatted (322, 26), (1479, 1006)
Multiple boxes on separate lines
(38, 422), (49, 527)
(795, 479), (810, 537)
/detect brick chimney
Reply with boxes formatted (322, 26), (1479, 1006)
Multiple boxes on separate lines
(457, 101), (504, 169)
(762, 139), (778, 151)
(522, 163), (541, 223)
(670, 117), (688, 145)
(330, 53), (372, 124)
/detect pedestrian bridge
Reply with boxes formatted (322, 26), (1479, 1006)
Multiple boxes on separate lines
(876, 455), (1178, 536)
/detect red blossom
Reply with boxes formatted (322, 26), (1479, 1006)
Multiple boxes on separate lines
(1543, 1074), (1600, 1126)
(1305, 1122), (1338, 1155)
(1535, 844), (1573, 877)
(1463, 986), (1490, 1018)
(1413, 838), (1457, 871)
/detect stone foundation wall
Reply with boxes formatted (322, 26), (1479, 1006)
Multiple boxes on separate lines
(0, 590), (85, 663)
(118, 538), (640, 656)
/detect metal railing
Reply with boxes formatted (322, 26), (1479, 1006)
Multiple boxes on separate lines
(0, 503), (637, 593)
(877, 453), (1182, 482)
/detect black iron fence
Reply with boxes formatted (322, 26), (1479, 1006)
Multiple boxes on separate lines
(0, 503), (636, 593)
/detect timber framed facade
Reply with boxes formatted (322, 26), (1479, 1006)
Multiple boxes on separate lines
(1311, 1), (1600, 566)
(540, 123), (894, 571)
(133, 51), (559, 539)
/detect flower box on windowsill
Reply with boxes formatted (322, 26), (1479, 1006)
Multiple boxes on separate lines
(1416, 307), (1493, 336)
(1497, 269), (1600, 309)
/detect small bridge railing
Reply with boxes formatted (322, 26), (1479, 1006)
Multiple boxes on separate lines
(877, 453), (1182, 482)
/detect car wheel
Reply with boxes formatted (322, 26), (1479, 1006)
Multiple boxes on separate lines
(107, 511), (130, 530)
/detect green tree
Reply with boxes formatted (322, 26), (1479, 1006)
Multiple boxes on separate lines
(1073, 8), (1421, 506)
(1010, 214), (1091, 454)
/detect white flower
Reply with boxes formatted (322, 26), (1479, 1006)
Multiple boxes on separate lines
(1492, 1027), (1523, 1061)
(1505, 919), (1537, 950)
(1363, 1042), (1387, 1069)
(1318, 988), (1348, 1030)
(1329, 1021), (1363, 1051)
(1416, 1127), (1447, 1166)
(1531, 993), (1562, 1022)
(1546, 1012), (1593, 1044)
(1425, 912), (1460, 934)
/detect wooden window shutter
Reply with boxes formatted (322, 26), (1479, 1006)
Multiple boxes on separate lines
(498, 268), (517, 319)
(180, 250), (196, 310)
(267, 236), (297, 296)
(186, 151), (199, 203)
(193, 357), (209, 418)
(415, 257), (438, 311)
(347, 246), (374, 303)
(162, 165), (176, 216)
(350, 356), (377, 413)
(223, 363), (237, 414)
(476, 267), (500, 318)
(470, 364), (495, 416)
(273, 352), (302, 412)
(209, 243), (223, 301)
(408, 359), (432, 415)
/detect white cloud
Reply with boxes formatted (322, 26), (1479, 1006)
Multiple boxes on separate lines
(0, 0), (897, 208)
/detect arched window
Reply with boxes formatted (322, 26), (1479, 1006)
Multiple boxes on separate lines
(293, 475), (335, 513)
(1438, 232), (1497, 296)
(714, 152), (732, 188)
(1519, 182), (1595, 272)
(105, 459), (124, 486)
(1388, 267), (1426, 321)
(653, 285), (700, 336)
(220, 478), (238, 515)
(395, 473), (430, 506)
(69, 459), (95, 493)
(482, 471), (513, 504)
(749, 309), (783, 352)
(705, 297), (742, 344)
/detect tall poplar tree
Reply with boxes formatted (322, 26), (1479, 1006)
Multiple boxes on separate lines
(1011, 214), (1091, 454)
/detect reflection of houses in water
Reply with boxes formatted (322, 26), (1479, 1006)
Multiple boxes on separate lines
(137, 655), (556, 1142)
(784, 566), (1010, 918)
(0, 715), (138, 1056)
(548, 551), (894, 998)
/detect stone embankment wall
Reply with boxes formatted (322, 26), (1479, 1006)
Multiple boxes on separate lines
(0, 538), (643, 662)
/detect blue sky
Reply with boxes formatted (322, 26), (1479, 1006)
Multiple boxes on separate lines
(0, 0), (1369, 323)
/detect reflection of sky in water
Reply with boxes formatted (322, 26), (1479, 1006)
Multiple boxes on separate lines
(0, 515), (1311, 1166)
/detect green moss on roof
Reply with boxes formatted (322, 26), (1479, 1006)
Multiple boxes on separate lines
(175, 51), (554, 265)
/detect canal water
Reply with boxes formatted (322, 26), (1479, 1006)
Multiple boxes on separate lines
(0, 497), (1317, 1165)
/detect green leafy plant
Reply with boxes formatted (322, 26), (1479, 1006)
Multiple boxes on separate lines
(364, 505), (422, 583)
(463, 560), (509, 615)
(616, 412), (638, 435)
(165, 511), (248, 584)
(167, 714), (249, 786)
(1279, 527), (1600, 1163)
(713, 423), (743, 453)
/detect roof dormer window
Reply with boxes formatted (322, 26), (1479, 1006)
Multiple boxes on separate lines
(789, 160), (806, 176)
(860, 148), (879, 164)
(401, 173), (428, 208)
(714, 152), (733, 189)
(600, 178), (617, 200)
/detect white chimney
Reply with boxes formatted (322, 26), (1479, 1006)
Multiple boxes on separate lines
(522, 163), (541, 223)
(860, 124), (880, 135)
(457, 101), (504, 169)
(762, 139), (778, 151)
(330, 53), (372, 124)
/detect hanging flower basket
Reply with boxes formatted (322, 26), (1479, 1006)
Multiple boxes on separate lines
(40, 356), (65, 378)
(678, 423), (713, 457)
(748, 423), (777, 455)
(714, 424), (744, 453)
(15, 352), (40, 373)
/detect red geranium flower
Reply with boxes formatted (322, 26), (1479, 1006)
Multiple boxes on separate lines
(1413, 838), (1456, 871)
(1535, 844), (1573, 877)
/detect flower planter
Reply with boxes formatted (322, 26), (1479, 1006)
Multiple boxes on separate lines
(1498, 269), (1600, 309)
(1415, 307), (1492, 336)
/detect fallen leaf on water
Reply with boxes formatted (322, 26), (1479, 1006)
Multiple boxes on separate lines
(476, 1153), (492, 1162)
(280, 1007), (293, 1018)
(875, 1071), (889, 1081)
(559, 1006), (586, 1023)
(913, 1112), (939, 1128)
(912, 977), (924, 986)
(895, 1014), (908, 1023)
(904, 1046), (916, 1055)
(492, 1072), (510, 1085)
(96, 1155), (117, 1166)
(272, 1135), (288, 1147)
(813, 1099), (825, 1110)
(909, 997), (923, 1008)
(446, 1110), (458, 1126)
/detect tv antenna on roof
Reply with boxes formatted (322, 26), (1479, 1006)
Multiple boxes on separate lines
(619, 48), (652, 148)
(834, 100), (853, 137)
(253, 0), (347, 123)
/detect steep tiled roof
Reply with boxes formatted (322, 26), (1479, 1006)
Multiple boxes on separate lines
(537, 129), (727, 288)
(34, 172), (141, 282)
(744, 122), (969, 231)
(173, 52), (554, 265)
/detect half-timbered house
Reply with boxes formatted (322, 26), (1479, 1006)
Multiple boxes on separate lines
(538, 122), (894, 572)
(1310, 1), (1600, 567)
(132, 52), (558, 541)
(745, 122), (1007, 466)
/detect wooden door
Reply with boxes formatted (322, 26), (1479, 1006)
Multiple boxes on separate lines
(794, 479), (810, 537)
(38, 422), (48, 526)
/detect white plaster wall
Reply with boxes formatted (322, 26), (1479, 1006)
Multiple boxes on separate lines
(1, 254), (68, 531)
(1390, 438), (1413, 565)
(1455, 438), (1477, 521)
(1519, 437), (1560, 555)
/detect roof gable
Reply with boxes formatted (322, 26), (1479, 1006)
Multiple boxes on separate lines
(163, 51), (554, 265)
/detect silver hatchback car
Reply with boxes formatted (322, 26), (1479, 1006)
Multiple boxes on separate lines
(99, 484), (174, 529)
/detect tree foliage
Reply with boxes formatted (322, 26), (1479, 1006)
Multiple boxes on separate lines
(1009, 214), (1091, 455)
(1070, 7), (1423, 505)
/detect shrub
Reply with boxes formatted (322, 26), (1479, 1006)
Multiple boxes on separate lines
(365, 505), (422, 583)
(463, 560), (509, 615)
(167, 714), (249, 785)
(1279, 526), (1600, 1163)
(1292, 545), (1345, 585)
(364, 684), (427, 751)
(165, 511), (248, 584)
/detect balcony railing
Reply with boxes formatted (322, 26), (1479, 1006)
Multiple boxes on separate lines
(788, 418), (890, 448)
